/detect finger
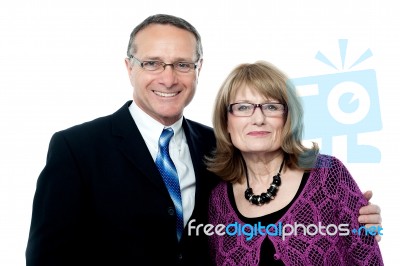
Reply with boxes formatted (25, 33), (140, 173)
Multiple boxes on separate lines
(363, 190), (373, 202)
(375, 235), (382, 242)
(358, 214), (382, 224)
(359, 203), (381, 216)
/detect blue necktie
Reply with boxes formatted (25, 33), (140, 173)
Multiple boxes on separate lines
(155, 128), (184, 241)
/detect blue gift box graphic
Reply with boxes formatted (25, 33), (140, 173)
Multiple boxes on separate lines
(290, 40), (382, 163)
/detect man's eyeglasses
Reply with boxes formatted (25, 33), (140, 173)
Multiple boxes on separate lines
(228, 102), (286, 117)
(128, 55), (199, 73)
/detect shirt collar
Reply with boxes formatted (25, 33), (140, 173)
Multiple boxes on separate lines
(128, 100), (184, 148)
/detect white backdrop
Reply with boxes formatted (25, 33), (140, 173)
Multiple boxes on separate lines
(1, 0), (398, 265)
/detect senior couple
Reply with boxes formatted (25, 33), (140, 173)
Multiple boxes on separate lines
(26, 14), (383, 265)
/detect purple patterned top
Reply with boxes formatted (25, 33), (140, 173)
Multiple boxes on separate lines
(208, 154), (383, 265)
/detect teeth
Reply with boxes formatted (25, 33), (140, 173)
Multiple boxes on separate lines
(153, 91), (178, 97)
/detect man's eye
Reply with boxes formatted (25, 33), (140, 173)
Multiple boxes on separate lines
(176, 62), (191, 69)
(143, 61), (160, 67)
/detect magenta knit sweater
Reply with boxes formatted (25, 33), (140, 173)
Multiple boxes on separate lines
(208, 154), (383, 265)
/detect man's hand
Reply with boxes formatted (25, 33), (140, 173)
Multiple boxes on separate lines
(359, 190), (382, 242)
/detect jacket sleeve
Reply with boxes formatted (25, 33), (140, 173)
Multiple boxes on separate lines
(26, 131), (86, 266)
(332, 157), (384, 265)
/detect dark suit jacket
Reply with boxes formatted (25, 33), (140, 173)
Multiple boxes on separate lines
(26, 101), (219, 266)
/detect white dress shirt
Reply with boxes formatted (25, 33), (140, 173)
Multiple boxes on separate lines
(128, 101), (196, 227)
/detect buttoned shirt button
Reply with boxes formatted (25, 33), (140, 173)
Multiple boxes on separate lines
(167, 207), (175, 216)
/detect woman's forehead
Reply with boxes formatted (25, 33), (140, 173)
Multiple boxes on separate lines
(230, 85), (278, 101)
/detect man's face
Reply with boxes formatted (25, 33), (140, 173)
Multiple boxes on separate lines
(125, 24), (202, 126)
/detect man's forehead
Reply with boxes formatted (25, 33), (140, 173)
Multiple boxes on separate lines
(133, 25), (197, 59)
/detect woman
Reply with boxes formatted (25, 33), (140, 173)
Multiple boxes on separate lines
(206, 61), (383, 265)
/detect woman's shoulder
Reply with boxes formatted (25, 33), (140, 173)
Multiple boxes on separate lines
(209, 181), (233, 218)
(211, 181), (229, 195)
(312, 154), (347, 170)
(310, 153), (360, 197)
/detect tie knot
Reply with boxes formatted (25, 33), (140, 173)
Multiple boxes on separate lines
(159, 128), (174, 148)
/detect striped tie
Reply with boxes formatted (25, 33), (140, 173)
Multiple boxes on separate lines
(155, 128), (184, 241)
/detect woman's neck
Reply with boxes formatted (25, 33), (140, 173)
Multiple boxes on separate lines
(242, 150), (285, 184)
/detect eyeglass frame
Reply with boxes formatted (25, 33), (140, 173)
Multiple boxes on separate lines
(128, 55), (199, 73)
(227, 102), (287, 117)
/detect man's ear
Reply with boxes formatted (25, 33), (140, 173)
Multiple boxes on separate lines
(125, 58), (132, 73)
(196, 58), (203, 76)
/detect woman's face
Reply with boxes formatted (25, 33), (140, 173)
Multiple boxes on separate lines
(227, 86), (285, 156)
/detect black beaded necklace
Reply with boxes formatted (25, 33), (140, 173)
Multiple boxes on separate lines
(244, 157), (284, 206)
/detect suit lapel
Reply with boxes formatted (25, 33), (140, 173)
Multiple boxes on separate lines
(111, 101), (170, 197)
(183, 119), (202, 181)
(182, 119), (208, 205)
(110, 104), (213, 206)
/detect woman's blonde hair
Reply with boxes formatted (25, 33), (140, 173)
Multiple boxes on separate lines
(206, 61), (319, 183)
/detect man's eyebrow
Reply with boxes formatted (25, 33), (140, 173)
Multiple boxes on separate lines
(142, 56), (195, 62)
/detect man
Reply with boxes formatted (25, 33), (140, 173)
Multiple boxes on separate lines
(26, 14), (382, 266)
